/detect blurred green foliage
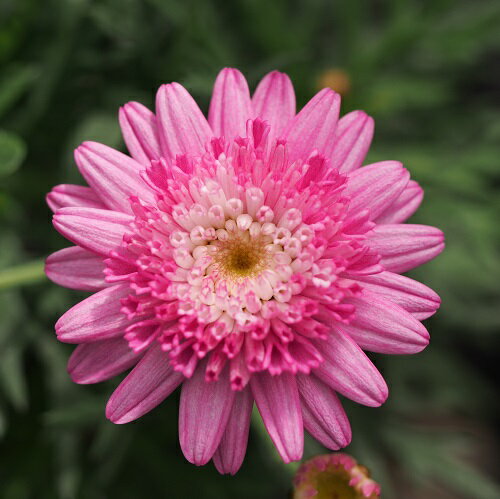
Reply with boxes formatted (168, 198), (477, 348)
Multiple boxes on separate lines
(1, 0), (500, 497)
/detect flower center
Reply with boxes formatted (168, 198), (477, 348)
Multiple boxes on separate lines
(211, 232), (270, 280)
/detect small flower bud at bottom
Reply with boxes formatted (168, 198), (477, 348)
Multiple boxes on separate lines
(293, 453), (381, 499)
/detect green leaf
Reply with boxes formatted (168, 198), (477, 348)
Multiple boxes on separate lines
(364, 76), (451, 115)
(0, 65), (38, 119)
(437, 456), (500, 499)
(0, 130), (26, 177)
(0, 405), (6, 439)
(386, 427), (500, 499)
(0, 346), (28, 411)
(44, 399), (104, 427)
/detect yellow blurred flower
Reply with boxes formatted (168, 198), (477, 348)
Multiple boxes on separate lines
(316, 69), (351, 96)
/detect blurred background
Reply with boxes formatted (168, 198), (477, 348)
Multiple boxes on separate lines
(1, 0), (500, 497)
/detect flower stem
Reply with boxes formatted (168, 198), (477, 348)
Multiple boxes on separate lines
(0, 259), (46, 290)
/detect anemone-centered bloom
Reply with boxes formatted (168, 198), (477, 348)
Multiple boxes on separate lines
(46, 68), (444, 473)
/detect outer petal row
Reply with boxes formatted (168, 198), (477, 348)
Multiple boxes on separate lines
(52, 207), (132, 256)
(355, 271), (440, 320)
(297, 374), (351, 450)
(68, 337), (142, 384)
(284, 88), (341, 162)
(55, 283), (131, 343)
(106, 344), (184, 424)
(331, 111), (374, 173)
(75, 141), (155, 213)
(209, 68), (252, 140)
(376, 180), (423, 224)
(345, 161), (409, 220)
(252, 70), (295, 142)
(156, 82), (212, 160)
(47, 184), (105, 212)
(343, 292), (430, 354)
(367, 224), (445, 273)
(119, 101), (161, 164)
(213, 389), (253, 475)
(179, 362), (236, 466)
(251, 371), (303, 463)
(313, 328), (388, 407)
(45, 246), (108, 291)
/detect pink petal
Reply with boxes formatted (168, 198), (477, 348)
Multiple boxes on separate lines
(75, 141), (155, 213)
(345, 161), (409, 220)
(179, 364), (236, 466)
(354, 271), (440, 320)
(213, 388), (253, 475)
(283, 88), (340, 162)
(119, 102), (161, 164)
(55, 283), (131, 343)
(68, 337), (141, 384)
(156, 82), (212, 160)
(52, 207), (132, 256)
(330, 111), (374, 173)
(297, 374), (351, 450)
(106, 344), (184, 424)
(251, 371), (303, 463)
(46, 184), (105, 212)
(367, 224), (445, 273)
(208, 68), (253, 140)
(252, 70), (295, 141)
(375, 180), (424, 224)
(342, 292), (430, 354)
(313, 328), (388, 407)
(45, 246), (108, 291)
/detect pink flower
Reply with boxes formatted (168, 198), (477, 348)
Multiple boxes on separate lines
(46, 68), (444, 473)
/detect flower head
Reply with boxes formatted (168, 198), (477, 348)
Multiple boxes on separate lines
(46, 68), (444, 473)
(293, 453), (381, 498)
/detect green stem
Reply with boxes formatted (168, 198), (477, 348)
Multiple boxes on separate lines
(0, 260), (46, 290)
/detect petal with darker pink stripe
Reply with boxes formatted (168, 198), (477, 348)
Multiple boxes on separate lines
(156, 83), (212, 160)
(46, 184), (105, 212)
(45, 246), (108, 291)
(52, 207), (132, 256)
(106, 344), (184, 424)
(56, 283), (131, 343)
(354, 271), (440, 320)
(209, 68), (253, 140)
(68, 337), (141, 384)
(251, 371), (303, 463)
(343, 292), (430, 354)
(375, 180), (424, 224)
(213, 388), (253, 475)
(297, 374), (351, 450)
(330, 110), (374, 173)
(283, 88), (340, 162)
(367, 224), (445, 273)
(179, 364), (235, 466)
(313, 328), (388, 407)
(345, 161), (409, 220)
(75, 141), (155, 213)
(252, 70), (295, 142)
(119, 101), (161, 164)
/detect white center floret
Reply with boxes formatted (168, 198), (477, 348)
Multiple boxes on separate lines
(165, 186), (327, 329)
